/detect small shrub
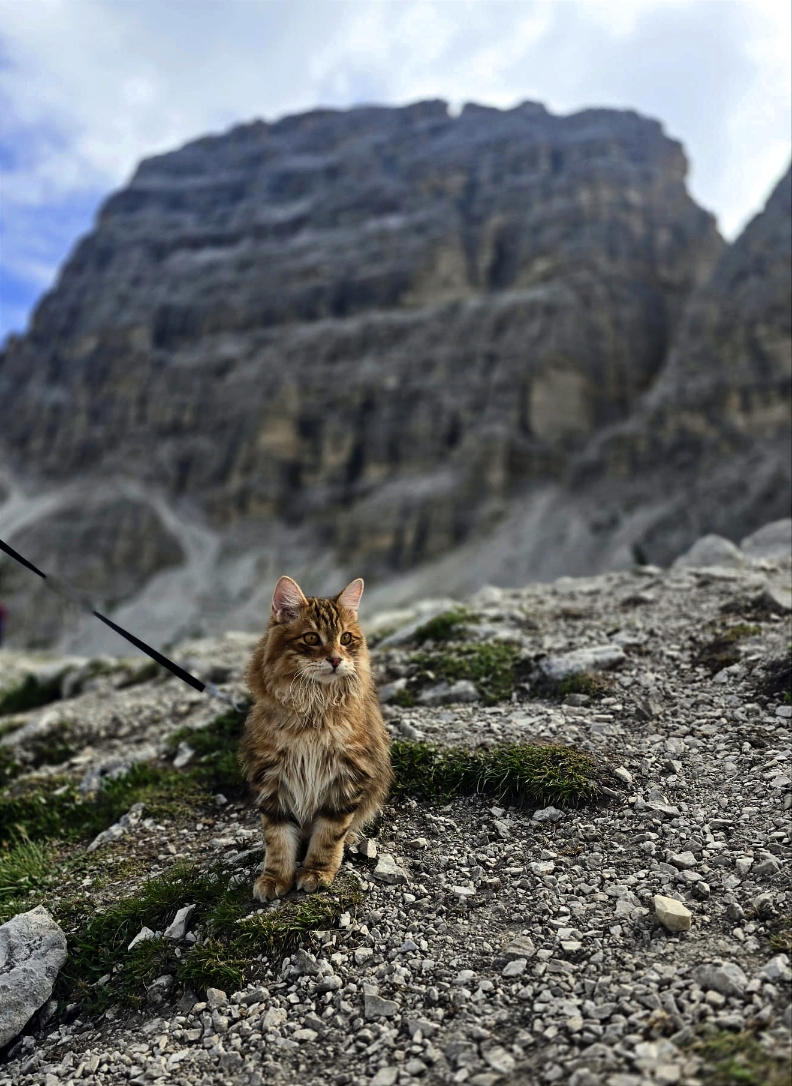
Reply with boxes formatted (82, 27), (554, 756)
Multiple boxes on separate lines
(692, 625), (762, 676)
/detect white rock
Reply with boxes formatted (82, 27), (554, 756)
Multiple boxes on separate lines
(654, 895), (692, 932)
(673, 534), (746, 570)
(128, 926), (157, 951)
(539, 645), (625, 681)
(502, 958), (527, 977)
(358, 837), (378, 860)
(164, 904), (195, 941)
(172, 741), (195, 769)
(0, 907), (68, 1047)
(530, 860), (556, 876)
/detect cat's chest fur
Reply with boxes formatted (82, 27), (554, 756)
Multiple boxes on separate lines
(276, 720), (355, 824)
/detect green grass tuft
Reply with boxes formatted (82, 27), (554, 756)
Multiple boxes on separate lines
(391, 740), (600, 809)
(692, 625), (763, 676)
(0, 833), (53, 904)
(410, 642), (524, 704)
(56, 862), (361, 1010)
(553, 672), (614, 701)
(689, 1030), (791, 1086)
(411, 609), (474, 645)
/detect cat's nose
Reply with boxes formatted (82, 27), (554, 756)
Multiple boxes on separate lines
(328, 656), (342, 669)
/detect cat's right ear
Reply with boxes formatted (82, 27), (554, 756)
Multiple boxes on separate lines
(271, 576), (307, 623)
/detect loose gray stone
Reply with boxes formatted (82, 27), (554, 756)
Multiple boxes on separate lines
(206, 986), (228, 1007)
(502, 958), (528, 978)
(370, 1069), (398, 1086)
(654, 895), (692, 932)
(502, 936), (536, 961)
(86, 801), (145, 853)
(483, 1046), (516, 1074)
(532, 806), (565, 823)
(757, 954), (792, 983)
(373, 854), (408, 884)
(0, 907), (68, 1048)
(668, 851), (697, 870)
(364, 993), (399, 1019)
(418, 679), (479, 705)
(693, 962), (748, 997)
(673, 534), (745, 570)
(539, 645), (626, 681)
(740, 518), (791, 561)
(378, 678), (408, 704)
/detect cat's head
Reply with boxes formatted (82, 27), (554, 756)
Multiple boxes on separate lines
(266, 575), (367, 696)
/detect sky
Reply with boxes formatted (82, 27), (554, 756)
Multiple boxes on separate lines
(0, 0), (790, 342)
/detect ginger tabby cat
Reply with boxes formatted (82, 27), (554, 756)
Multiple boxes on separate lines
(240, 576), (392, 900)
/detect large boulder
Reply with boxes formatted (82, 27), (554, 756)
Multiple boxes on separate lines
(0, 906), (68, 1047)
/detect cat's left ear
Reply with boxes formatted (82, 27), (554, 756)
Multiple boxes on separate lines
(336, 577), (364, 618)
(272, 575), (308, 623)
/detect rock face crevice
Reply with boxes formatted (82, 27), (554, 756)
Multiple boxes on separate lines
(0, 100), (788, 650)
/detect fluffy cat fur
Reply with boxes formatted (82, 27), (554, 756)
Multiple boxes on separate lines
(240, 575), (392, 900)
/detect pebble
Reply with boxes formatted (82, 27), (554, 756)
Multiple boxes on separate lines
(373, 855), (408, 884)
(654, 895), (692, 931)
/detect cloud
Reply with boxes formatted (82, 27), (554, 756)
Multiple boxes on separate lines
(1, 0), (790, 340)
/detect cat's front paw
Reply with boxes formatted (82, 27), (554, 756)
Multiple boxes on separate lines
(296, 867), (336, 893)
(253, 871), (292, 901)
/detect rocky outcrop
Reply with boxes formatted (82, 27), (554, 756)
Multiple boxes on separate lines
(0, 100), (723, 648)
(1, 104), (788, 650)
(572, 165), (792, 567)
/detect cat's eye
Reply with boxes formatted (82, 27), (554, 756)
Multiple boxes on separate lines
(340, 632), (353, 645)
(303, 632), (320, 645)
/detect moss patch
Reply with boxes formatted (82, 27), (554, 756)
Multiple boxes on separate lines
(411, 609), (475, 645)
(0, 672), (64, 716)
(391, 740), (602, 809)
(534, 671), (615, 702)
(410, 642), (525, 704)
(691, 625), (762, 676)
(690, 1030), (791, 1086)
(56, 862), (361, 1012)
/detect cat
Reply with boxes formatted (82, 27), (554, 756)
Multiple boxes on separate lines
(239, 575), (392, 900)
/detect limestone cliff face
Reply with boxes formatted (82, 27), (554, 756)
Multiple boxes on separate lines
(567, 165), (792, 569)
(0, 99), (769, 649)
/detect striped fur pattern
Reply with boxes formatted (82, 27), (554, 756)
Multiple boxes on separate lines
(240, 576), (392, 900)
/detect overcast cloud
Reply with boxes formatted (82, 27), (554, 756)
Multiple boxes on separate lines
(1, 0), (790, 340)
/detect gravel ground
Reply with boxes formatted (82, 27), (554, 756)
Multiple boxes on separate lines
(0, 555), (790, 1086)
